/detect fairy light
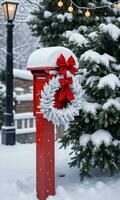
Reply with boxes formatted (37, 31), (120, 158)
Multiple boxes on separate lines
(85, 10), (91, 17)
(58, 0), (64, 8)
(117, 2), (120, 8)
(68, 4), (74, 12)
(57, 0), (120, 16)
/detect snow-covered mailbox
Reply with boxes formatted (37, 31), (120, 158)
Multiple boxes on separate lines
(27, 46), (80, 200)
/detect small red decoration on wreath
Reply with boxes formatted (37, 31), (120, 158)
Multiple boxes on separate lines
(57, 54), (78, 77)
(40, 54), (82, 129)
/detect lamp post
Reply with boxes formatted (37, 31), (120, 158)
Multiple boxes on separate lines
(1, 0), (19, 145)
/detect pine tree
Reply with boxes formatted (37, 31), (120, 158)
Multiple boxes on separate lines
(28, 0), (109, 49)
(61, 18), (120, 179)
(28, 0), (120, 179)
(0, 70), (5, 82)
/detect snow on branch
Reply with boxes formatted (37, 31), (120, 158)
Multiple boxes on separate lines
(98, 74), (120, 90)
(79, 129), (113, 147)
(99, 23), (120, 41)
(81, 50), (116, 68)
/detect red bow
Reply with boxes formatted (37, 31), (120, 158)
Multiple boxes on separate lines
(59, 77), (75, 102)
(56, 54), (78, 77)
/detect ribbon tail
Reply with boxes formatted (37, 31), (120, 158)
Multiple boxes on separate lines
(66, 86), (75, 101)
(58, 87), (66, 102)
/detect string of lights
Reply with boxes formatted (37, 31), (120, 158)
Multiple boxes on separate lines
(57, 0), (120, 17)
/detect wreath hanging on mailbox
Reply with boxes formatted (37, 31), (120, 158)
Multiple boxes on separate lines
(40, 54), (83, 129)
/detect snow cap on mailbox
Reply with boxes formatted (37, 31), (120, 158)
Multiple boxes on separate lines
(27, 46), (78, 70)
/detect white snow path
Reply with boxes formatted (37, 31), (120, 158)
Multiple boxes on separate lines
(0, 136), (120, 200)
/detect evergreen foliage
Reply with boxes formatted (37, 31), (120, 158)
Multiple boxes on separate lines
(28, 0), (120, 179)
(61, 22), (120, 179)
(28, 0), (109, 47)
(0, 70), (5, 82)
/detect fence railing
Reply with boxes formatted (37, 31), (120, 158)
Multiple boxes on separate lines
(14, 112), (36, 135)
(14, 112), (63, 140)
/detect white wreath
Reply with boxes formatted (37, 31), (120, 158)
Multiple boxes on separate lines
(40, 75), (83, 129)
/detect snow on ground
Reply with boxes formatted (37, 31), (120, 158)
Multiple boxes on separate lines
(1, 136), (120, 200)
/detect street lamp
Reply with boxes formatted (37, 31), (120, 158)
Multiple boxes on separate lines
(1, 0), (19, 145)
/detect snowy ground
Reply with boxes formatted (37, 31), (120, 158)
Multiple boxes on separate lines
(0, 136), (120, 200)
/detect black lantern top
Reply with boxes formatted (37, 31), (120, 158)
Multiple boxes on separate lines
(1, 0), (19, 22)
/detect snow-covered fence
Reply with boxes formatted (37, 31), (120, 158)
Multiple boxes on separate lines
(14, 112), (63, 142)
(14, 112), (36, 135)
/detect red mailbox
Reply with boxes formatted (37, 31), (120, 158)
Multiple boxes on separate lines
(27, 46), (78, 200)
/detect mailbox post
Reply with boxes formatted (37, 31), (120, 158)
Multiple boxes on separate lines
(27, 46), (78, 200)
(28, 69), (56, 200)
